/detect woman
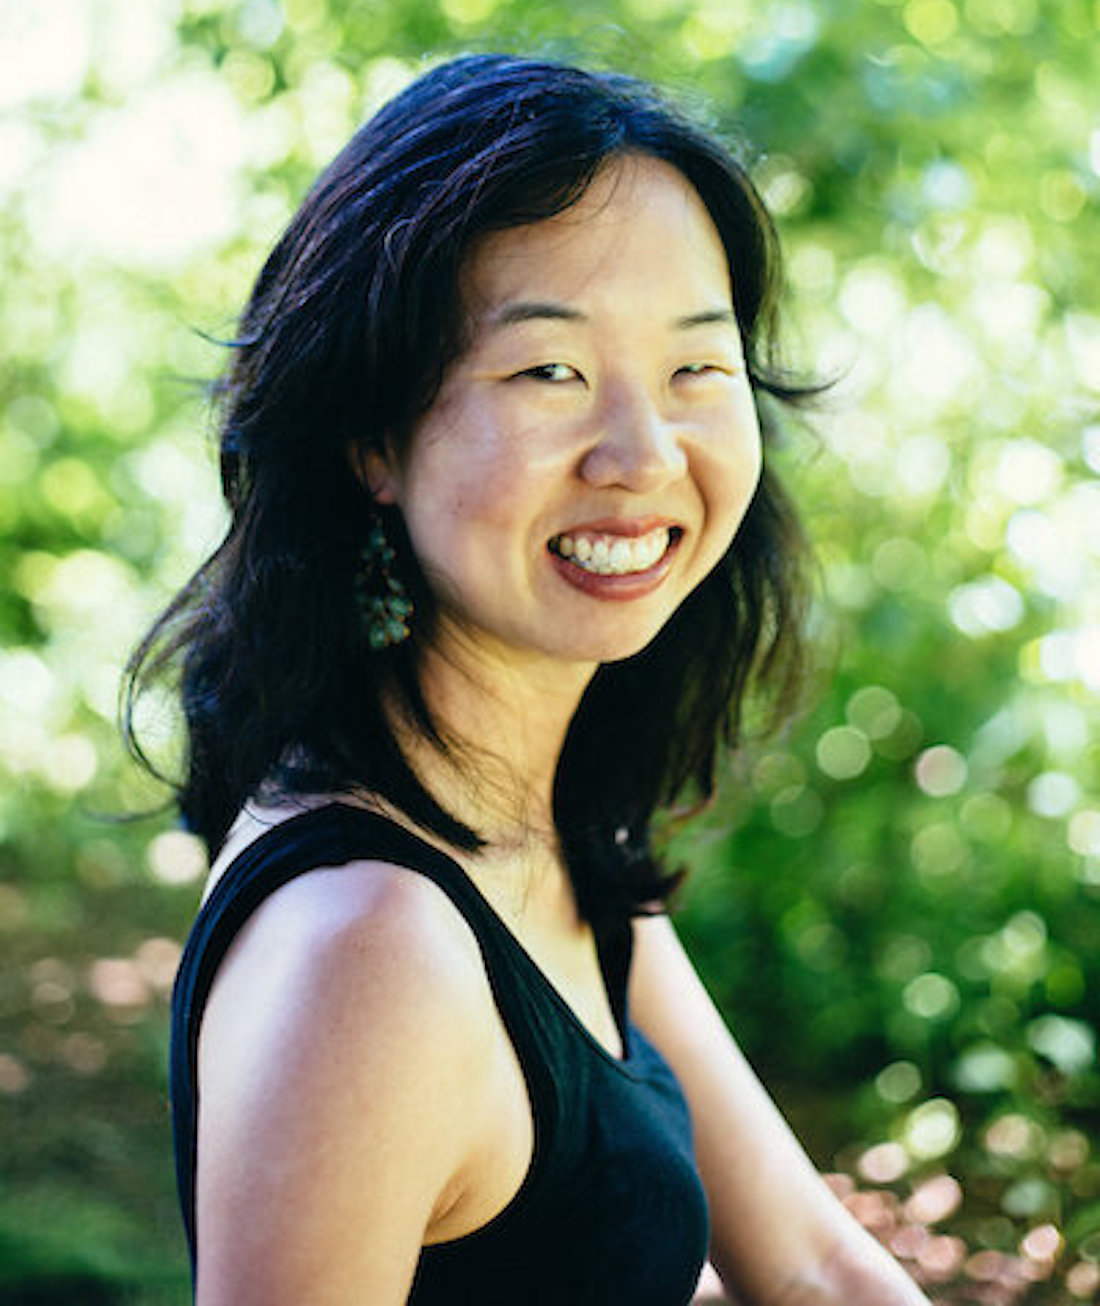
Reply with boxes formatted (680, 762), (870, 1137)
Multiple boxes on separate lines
(128, 53), (931, 1305)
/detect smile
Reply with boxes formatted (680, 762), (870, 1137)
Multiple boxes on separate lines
(548, 527), (680, 576)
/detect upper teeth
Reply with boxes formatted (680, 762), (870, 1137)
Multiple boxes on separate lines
(552, 528), (671, 575)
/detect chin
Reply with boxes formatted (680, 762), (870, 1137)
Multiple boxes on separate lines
(559, 623), (671, 668)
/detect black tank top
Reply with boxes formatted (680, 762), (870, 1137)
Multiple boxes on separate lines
(170, 804), (710, 1304)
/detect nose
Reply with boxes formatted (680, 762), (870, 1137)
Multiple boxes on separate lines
(579, 386), (687, 493)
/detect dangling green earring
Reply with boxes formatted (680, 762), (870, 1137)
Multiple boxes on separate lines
(355, 519), (414, 649)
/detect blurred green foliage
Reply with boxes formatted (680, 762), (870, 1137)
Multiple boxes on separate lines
(1, 0), (1097, 1300)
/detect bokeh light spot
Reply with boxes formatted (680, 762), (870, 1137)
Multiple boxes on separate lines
(993, 439), (1063, 506)
(1026, 1015), (1095, 1075)
(905, 1174), (963, 1224)
(1027, 771), (1080, 818)
(985, 1113), (1044, 1159)
(134, 936), (183, 991)
(1039, 170), (1087, 223)
(876, 1060), (923, 1104)
(903, 972), (960, 1019)
(872, 537), (927, 591)
(858, 1142), (910, 1184)
(1067, 809), (1100, 857)
(914, 745), (968, 796)
(916, 1235), (966, 1281)
(0, 1053), (31, 1094)
(846, 685), (903, 740)
(911, 821), (969, 877)
(839, 264), (907, 334)
(1001, 1176), (1056, 1219)
(816, 725), (872, 780)
(59, 1033), (108, 1075)
(87, 957), (152, 1018)
(1020, 1223), (1061, 1262)
(903, 1098), (961, 1160)
(903, 0), (959, 45)
(959, 793), (1012, 841)
(1067, 1262), (1100, 1299)
(948, 575), (1024, 637)
(146, 829), (208, 885)
(40, 733), (98, 794)
(953, 1042), (1017, 1093)
(1047, 1131), (1089, 1171)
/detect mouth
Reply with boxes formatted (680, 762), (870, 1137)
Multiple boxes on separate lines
(547, 525), (683, 576)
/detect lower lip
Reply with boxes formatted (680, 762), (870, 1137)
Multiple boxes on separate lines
(548, 537), (680, 600)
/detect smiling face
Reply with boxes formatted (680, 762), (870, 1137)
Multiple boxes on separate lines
(365, 154), (764, 679)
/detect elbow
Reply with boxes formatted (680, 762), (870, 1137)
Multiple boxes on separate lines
(771, 1230), (933, 1306)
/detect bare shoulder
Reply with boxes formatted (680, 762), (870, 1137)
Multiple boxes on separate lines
(206, 836), (488, 1008)
(201, 799), (493, 1060)
(195, 832), (495, 1305)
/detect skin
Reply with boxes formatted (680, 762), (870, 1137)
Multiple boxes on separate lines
(195, 156), (931, 1304)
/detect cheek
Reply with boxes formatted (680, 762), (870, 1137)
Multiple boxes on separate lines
(707, 403), (764, 519)
(403, 443), (535, 566)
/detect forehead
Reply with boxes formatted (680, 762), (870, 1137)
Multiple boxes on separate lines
(461, 155), (733, 318)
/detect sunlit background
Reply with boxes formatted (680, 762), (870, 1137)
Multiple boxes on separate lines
(1, 0), (1097, 1301)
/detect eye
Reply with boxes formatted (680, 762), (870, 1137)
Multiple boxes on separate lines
(516, 363), (582, 384)
(676, 362), (726, 378)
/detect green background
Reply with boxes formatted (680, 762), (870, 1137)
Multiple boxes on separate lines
(1, 0), (1097, 1301)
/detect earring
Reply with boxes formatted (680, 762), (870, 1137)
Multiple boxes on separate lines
(355, 518), (414, 649)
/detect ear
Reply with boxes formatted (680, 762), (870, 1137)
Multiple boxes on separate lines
(348, 441), (400, 505)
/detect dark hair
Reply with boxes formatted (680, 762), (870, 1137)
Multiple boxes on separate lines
(124, 51), (812, 931)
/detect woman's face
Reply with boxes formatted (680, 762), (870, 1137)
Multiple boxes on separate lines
(367, 154), (763, 676)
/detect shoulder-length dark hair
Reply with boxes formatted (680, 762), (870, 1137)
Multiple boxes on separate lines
(124, 51), (812, 931)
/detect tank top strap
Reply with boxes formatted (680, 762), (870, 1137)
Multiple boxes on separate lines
(183, 802), (618, 1009)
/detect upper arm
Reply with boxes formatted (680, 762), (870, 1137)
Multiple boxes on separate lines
(195, 863), (491, 1306)
(629, 914), (853, 1302)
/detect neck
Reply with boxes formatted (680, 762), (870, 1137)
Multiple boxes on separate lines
(392, 631), (596, 848)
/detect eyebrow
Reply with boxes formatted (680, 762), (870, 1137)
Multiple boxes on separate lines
(486, 301), (738, 331)
(675, 308), (738, 330)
